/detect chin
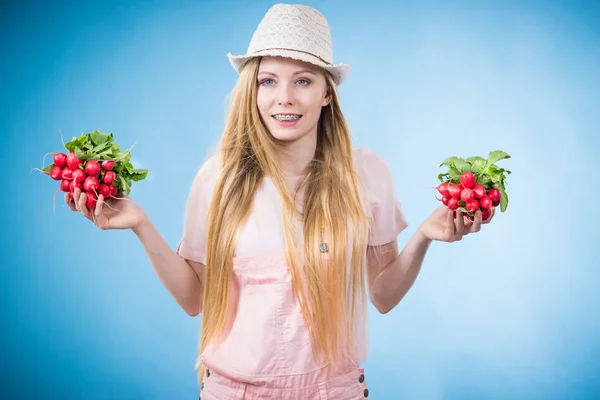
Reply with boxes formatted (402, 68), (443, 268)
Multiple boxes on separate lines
(269, 130), (306, 142)
(265, 121), (305, 141)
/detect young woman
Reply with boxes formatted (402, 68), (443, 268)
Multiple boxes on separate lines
(67, 4), (494, 399)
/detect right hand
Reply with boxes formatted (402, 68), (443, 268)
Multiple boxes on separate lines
(66, 187), (147, 231)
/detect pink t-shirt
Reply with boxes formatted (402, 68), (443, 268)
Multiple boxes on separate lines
(177, 147), (408, 380)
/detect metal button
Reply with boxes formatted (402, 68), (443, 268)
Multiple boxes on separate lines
(358, 374), (365, 383)
(364, 388), (369, 397)
(207, 369), (211, 377)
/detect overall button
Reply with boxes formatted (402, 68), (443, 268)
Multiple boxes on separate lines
(358, 374), (365, 383)
(364, 388), (369, 397)
(206, 369), (211, 377)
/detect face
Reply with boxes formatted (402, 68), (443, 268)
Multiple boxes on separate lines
(256, 56), (331, 144)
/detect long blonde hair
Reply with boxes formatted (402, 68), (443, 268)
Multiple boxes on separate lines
(198, 57), (370, 380)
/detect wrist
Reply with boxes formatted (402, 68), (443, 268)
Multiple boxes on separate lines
(416, 224), (433, 243)
(132, 213), (151, 236)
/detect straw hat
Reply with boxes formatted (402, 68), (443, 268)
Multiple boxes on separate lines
(227, 3), (351, 85)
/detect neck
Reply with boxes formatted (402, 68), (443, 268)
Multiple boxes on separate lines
(277, 129), (318, 178)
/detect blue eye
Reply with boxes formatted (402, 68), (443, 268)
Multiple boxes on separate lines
(259, 78), (310, 86)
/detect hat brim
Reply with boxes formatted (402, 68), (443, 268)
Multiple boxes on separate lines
(227, 49), (351, 85)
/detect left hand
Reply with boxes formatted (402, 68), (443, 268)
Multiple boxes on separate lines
(418, 205), (495, 242)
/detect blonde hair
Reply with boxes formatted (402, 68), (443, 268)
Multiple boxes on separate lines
(198, 56), (370, 380)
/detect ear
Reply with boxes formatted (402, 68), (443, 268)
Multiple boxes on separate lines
(322, 93), (332, 107)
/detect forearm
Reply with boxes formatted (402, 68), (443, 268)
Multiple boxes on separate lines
(371, 228), (432, 313)
(132, 217), (202, 316)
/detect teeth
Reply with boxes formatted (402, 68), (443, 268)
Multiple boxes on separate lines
(274, 114), (301, 121)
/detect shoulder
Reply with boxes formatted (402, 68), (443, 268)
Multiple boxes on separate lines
(186, 154), (221, 202)
(195, 153), (220, 177)
(193, 154), (221, 185)
(352, 147), (399, 213)
(352, 147), (395, 182)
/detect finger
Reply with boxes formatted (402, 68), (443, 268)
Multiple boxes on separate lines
(73, 188), (81, 211)
(95, 195), (105, 218)
(79, 193), (90, 219)
(445, 208), (455, 239)
(455, 209), (465, 236)
(65, 193), (76, 211)
(463, 215), (474, 228)
(471, 210), (483, 233)
(461, 216), (473, 236)
(64, 192), (71, 209)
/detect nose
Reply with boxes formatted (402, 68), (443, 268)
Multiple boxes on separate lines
(275, 83), (295, 105)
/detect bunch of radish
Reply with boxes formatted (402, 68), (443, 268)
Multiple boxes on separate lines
(436, 150), (511, 221)
(41, 130), (148, 211)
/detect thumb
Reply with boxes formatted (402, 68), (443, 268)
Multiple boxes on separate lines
(94, 213), (111, 230)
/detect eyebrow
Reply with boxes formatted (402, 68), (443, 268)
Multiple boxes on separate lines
(257, 69), (317, 77)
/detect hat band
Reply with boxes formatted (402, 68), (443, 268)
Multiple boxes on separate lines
(250, 48), (333, 66)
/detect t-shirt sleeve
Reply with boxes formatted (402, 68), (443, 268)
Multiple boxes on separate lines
(176, 156), (219, 264)
(355, 148), (409, 246)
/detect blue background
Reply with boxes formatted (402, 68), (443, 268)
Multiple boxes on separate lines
(3, 0), (599, 398)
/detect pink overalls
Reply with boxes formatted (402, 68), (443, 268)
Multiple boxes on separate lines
(177, 148), (408, 400)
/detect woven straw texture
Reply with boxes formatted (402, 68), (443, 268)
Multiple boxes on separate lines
(227, 4), (351, 85)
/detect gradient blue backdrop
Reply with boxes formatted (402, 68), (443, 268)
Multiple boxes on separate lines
(3, 0), (599, 398)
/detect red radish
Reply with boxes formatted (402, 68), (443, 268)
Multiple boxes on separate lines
(465, 198), (479, 212)
(61, 167), (74, 180)
(98, 184), (111, 198)
(84, 160), (101, 176)
(103, 171), (116, 185)
(472, 184), (485, 199)
(83, 176), (100, 193)
(479, 196), (492, 209)
(68, 192), (74, 201)
(49, 165), (63, 180)
(72, 169), (86, 183)
(448, 184), (462, 198)
(53, 153), (67, 167)
(437, 183), (450, 198)
(460, 172), (475, 189)
(488, 188), (501, 203)
(460, 188), (474, 202)
(108, 185), (117, 198)
(60, 179), (71, 192)
(448, 197), (459, 210)
(86, 191), (98, 210)
(435, 151), (510, 217)
(101, 160), (115, 171)
(66, 152), (83, 169)
(70, 180), (83, 192)
(481, 208), (492, 221)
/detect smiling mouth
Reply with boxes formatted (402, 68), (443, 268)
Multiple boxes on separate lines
(272, 114), (302, 121)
